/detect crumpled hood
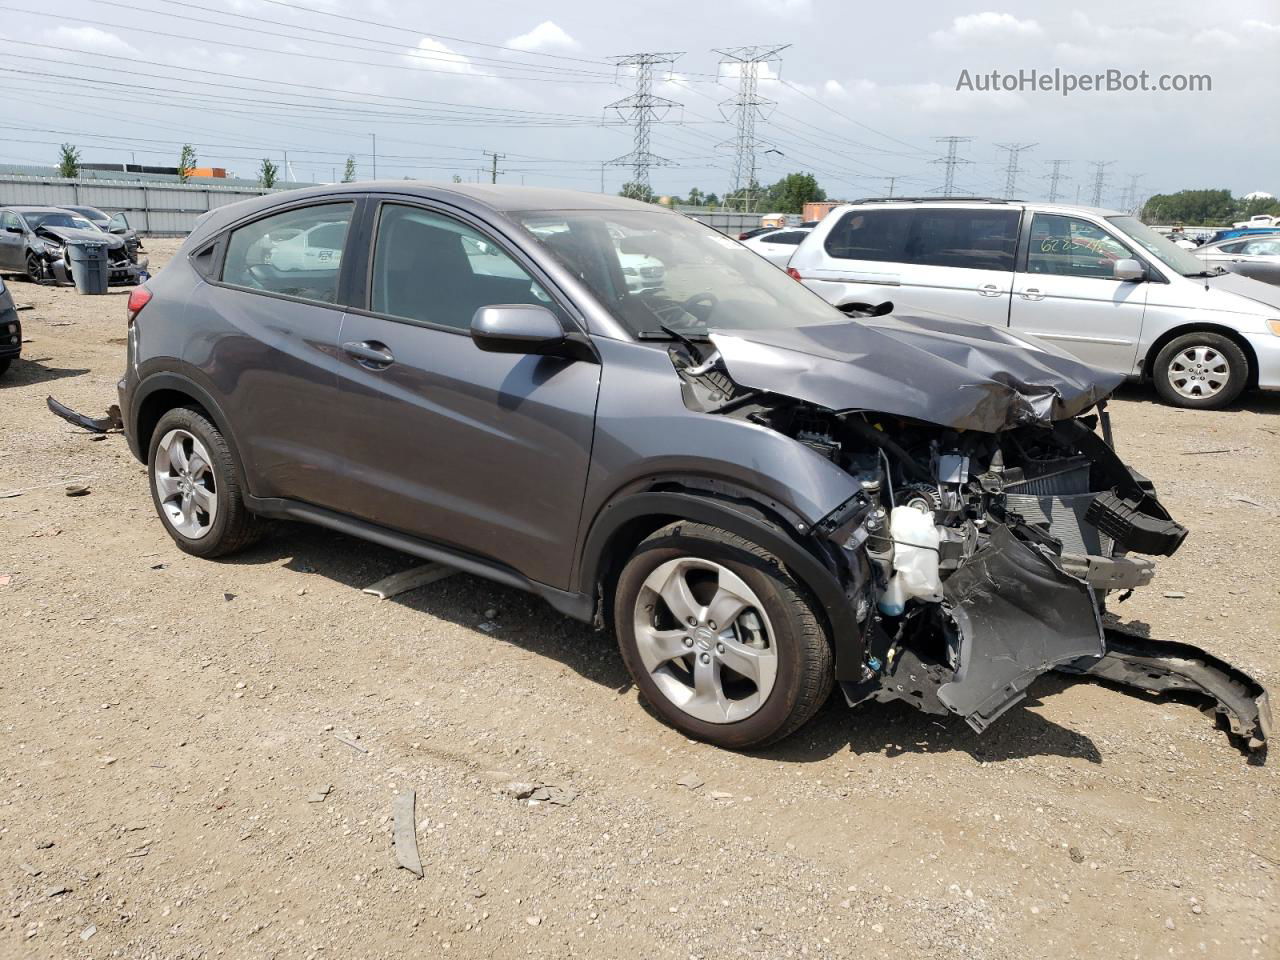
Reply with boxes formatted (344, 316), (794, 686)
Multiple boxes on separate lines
(35, 225), (124, 250)
(709, 314), (1124, 432)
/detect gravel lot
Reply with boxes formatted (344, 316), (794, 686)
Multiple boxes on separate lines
(1, 237), (1277, 960)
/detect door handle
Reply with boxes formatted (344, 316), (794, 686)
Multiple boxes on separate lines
(1019, 287), (1045, 301)
(977, 283), (1002, 297)
(342, 340), (395, 368)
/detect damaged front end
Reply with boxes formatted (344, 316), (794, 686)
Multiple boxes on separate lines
(30, 226), (147, 287)
(667, 316), (1271, 755)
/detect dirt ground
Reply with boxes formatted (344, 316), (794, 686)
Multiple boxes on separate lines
(1, 237), (1277, 960)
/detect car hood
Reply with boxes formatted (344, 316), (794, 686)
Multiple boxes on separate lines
(708, 314), (1124, 432)
(34, 225), (124, 249)
(1203, 269), (1280, 311)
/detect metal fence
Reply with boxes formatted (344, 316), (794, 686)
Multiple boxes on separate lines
(0, 174), (299, 235)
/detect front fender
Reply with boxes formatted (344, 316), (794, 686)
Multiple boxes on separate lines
(576, 489), (869, 678)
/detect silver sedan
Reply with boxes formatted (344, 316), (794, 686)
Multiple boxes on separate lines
(1195, 235), (1280, 286)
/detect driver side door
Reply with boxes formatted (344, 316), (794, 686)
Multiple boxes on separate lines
(332, 201), (601, 589)
(0, 211), (24, 270)
(1008, 213), (1148, 375)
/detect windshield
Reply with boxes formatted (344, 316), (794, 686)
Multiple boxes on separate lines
(24, 211), (94, 231)
(1107, 215), (1209, 276)
(514, 209), (840, 337)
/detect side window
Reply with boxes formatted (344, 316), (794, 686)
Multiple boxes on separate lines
(1241, 239), (1279, 256)
(1215, 241), (1247, 254)
(370, 204), (555, 330)
(222, 202), (353, 304)
(824, 209), (912, 262)
(906, 209), (1020, 271)
(1026, 214), (1135, 279)
(2, 212), (21, 231)
(766, 230), (809, 246)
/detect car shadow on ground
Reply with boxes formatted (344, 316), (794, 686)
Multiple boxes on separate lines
(224, 523), (1113, 765)
(1, 356), (90, 386)
(1111, 381), (1280, 415)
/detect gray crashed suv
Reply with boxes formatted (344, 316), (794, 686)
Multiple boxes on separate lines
(118, 183), (1270, 753)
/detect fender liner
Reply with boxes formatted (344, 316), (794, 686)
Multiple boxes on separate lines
(577, 490), (867, 679)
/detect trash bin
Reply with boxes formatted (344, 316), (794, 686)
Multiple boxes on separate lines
(65, 241), (109, 295)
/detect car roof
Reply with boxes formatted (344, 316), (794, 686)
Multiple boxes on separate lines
(4, 206), (73, 214)
(831, 199), (1125, 217)
(188, 181), (677, 244)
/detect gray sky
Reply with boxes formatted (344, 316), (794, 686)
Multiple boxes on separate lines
(2, 0), (1276, 205)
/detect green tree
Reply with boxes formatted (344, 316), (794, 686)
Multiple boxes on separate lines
(1240, 194), (1280, 220)
(258, 157), (279, 189)
(703, 192), (719, 208)
(763, 172), (826, 214)
(686, 187), (704, 206)
(57, 143), (80, 178)
(342, 155), (357, 183)
(1141, 189), (1236, 226)
(619, 181), (656, 203)
(177, 143), (197, 183)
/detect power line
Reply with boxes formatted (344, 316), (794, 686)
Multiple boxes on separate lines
(604, 53), (683, 195)
(931, 136), (974, 197)
(994, 142), (1036, 198)
(715, 44), (789, 211)
(1119, 173), (1143, 214)
(1043, 159), (1070, 203)
(1088, 160), (1115, 207)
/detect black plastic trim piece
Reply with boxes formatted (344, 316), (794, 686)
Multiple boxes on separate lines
(245, 495), (593, 621)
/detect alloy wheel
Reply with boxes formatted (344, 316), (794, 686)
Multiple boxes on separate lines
(631, 557), (778, 724)
(1167, 345), (1230, 400)
(153, 428), (218, 539)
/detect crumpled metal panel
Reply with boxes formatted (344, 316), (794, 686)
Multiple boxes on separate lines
(710, 314), (1126, 431)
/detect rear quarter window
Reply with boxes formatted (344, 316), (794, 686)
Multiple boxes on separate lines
(823, 209), (912, 262)
(906, 209), (1020, 271)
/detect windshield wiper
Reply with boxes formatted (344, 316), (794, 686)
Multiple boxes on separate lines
(637, 325), (712, 343)
(1183, 267), (1226, 278)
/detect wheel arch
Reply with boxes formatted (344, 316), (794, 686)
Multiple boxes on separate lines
(130, 374), (250, 482)
(1143, 323), (1259, 390)
(576, 484), (866, 677)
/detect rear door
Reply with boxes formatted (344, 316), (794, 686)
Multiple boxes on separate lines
(892, 207), (1020, 327)
(332, 199), (600, 589)
(189, 199), (358, 510)
(1008, 212), (1148, 374)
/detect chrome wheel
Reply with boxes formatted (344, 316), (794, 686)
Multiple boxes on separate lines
(1168, 345), (1230, 400)
(632, 557), (778, 724)
(154, 428), (218, 539)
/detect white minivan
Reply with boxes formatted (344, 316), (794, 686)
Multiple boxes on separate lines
(786, 199), (1280, 408)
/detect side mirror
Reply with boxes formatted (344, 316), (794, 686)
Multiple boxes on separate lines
(471, 304), (571, 357)
(108, 215), (129, 234)
(4, 224), (22, 234)
(1113, 258), (1145, 281)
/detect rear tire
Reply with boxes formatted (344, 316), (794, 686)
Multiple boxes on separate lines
(147, 406), (262, 558)
(613, 521), (833, 750)
(1152, 332), (1248, 409)
(0, 358), (10, 377)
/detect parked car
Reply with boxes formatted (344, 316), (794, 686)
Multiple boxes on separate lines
(60, 205), (143, 257)
(740, 226), (813, 267)
(786, 199), (1280, 409)
(0, 274), (19, 377)
(116, 184), (1268, 754)
(1194, 235), (1280, 287)
(0, 206), (145, 285)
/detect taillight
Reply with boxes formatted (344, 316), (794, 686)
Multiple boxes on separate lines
(127, 286), (152, 324)
(786, 267), (803, 281)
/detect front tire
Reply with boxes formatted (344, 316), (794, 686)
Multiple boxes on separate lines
(613, 521), (833, 750)
(147, 406), (262, 558)
(1152, 332), (1248, 409)
(25, 252), (43, 282)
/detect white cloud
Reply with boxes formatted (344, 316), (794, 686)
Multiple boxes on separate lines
(46, 26), (139, 57)
(823, 79), (847, 98)
(931, 12), (1042, 47)
(506, 21), (579, 52)
(404, 37), (481, 74)
(744, 0), (811, 16)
